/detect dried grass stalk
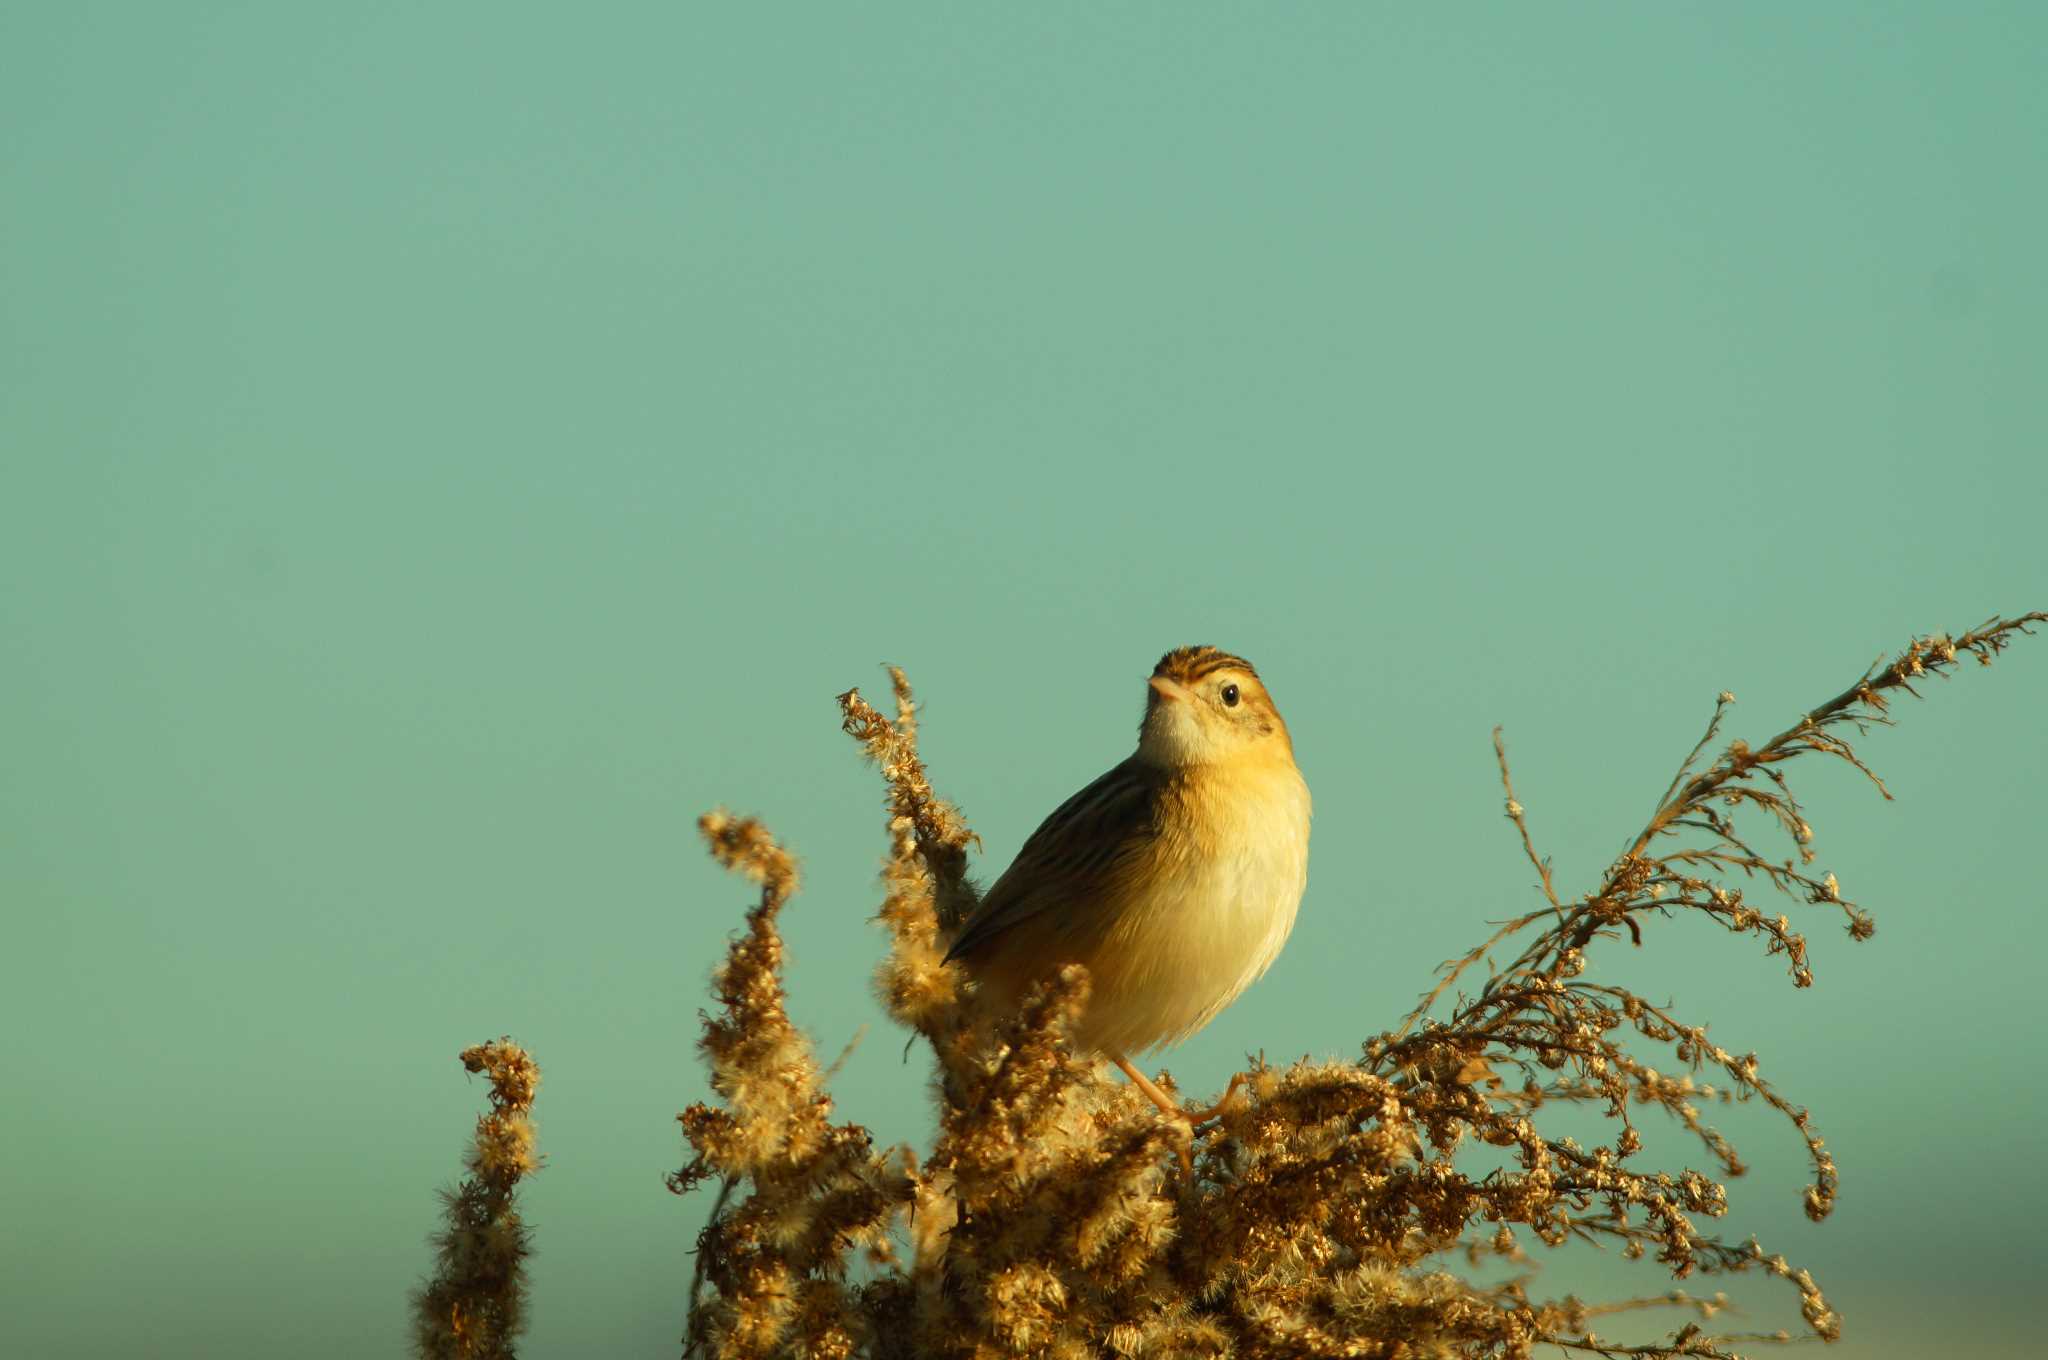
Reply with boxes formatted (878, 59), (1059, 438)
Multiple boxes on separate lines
(674, 615), (2043, 1359)
(412, 1039), (543, 1359)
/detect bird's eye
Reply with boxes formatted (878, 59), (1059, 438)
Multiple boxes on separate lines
(1221, 683), (1240, 707)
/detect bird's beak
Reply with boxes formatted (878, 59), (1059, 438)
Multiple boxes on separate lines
(1148, 675), (1193, 705)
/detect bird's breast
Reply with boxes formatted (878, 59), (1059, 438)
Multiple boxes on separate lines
(1078, 762), (1311, 1053)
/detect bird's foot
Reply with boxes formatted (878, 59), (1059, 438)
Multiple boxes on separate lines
(1188, 1070), (1250, 1128)
(1112, 1057), (1252, 1173)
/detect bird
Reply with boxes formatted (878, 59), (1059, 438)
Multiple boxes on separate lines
(944, 644), (1312, 1135)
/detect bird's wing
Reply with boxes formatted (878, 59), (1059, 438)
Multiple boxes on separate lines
(943, 757), (1161, 963)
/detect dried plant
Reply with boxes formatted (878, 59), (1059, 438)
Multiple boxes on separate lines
(668, 615), (2041, 1359)
(413, 1039), (543, 1359)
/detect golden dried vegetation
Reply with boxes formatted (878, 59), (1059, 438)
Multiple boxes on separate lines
(417, 612), (2045, 1360)
(412, 1039), (543, 1359)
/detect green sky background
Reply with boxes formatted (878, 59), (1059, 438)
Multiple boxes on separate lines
(5, 4), (2044, 1356)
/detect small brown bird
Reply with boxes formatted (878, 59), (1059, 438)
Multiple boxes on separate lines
(945, 645), (1312, 1128)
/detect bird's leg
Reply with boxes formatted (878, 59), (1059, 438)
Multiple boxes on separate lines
(1113, 1058), (1249, 1126)
(1112, 1053), (1184, 1118)
(1111, 1053), (1194, 1172)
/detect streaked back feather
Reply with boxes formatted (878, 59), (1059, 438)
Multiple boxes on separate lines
(943, 757), (1161, 963)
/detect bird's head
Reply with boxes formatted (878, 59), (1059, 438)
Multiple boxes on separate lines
(1136, 645), (1294, 769)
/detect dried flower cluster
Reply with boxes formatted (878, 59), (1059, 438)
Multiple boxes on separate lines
(666, 616), (2041, 1359)
(669, 811), (907, 1359)
(413, 1039), (543, 1359)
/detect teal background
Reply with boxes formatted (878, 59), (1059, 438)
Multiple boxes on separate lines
(4, 3), (2043, 1355)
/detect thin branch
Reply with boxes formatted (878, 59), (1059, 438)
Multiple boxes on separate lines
(1497, 726), (1562, 913)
